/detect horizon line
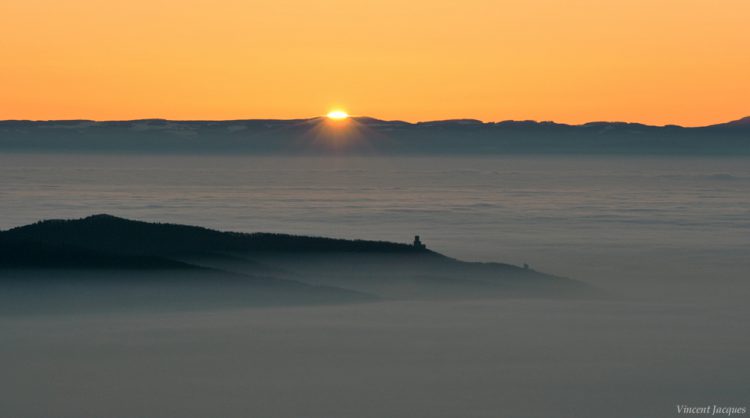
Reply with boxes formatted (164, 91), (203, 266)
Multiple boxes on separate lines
(2, 115), (749, 128)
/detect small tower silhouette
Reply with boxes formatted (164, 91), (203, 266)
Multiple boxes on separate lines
(413, 235), (426, 249)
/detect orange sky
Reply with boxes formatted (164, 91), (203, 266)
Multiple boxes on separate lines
(1, 0), (748, 125)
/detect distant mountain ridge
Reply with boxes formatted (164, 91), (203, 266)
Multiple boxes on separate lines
(1, 116), (748, 154)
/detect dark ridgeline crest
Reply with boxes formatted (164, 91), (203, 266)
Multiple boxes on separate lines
(1, 116), (749, 154)
(0, 214), (596, 314)
(2, 214), (431, 257)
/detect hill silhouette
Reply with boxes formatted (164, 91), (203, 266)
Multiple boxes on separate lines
(3, 214), (429, 256)
(0, 215), (595, 314)
(0, 235), (195, 270)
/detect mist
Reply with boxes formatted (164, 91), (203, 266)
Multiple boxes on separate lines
(1, 153), (748, 417)
(2, 299), (748, 418)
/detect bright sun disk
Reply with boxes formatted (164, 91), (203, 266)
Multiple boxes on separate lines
(327, 110), (349, 120)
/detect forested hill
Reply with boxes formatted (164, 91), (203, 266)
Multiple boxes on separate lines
(2, 214), (430, 257)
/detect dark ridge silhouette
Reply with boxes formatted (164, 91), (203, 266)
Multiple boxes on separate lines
(707, 116), (750, 128)
(0, 231), (377, 314)
(0, 236), (196, 270)
(0, 215), (597, 314)
(1, 116), (748, 154)
(3, 214), (431, 256)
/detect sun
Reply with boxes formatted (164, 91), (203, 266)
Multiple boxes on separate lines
(326, 110), (349, 120)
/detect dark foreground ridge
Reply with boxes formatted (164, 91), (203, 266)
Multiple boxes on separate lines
(3, 214), (429, 256)
(0, 215), (595, 314)
(1, 116), (749, 154)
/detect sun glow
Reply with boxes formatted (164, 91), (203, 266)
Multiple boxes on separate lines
(327, 110), (349, 120)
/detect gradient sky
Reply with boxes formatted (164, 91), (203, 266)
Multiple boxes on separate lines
(1, 0), (748, 125)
